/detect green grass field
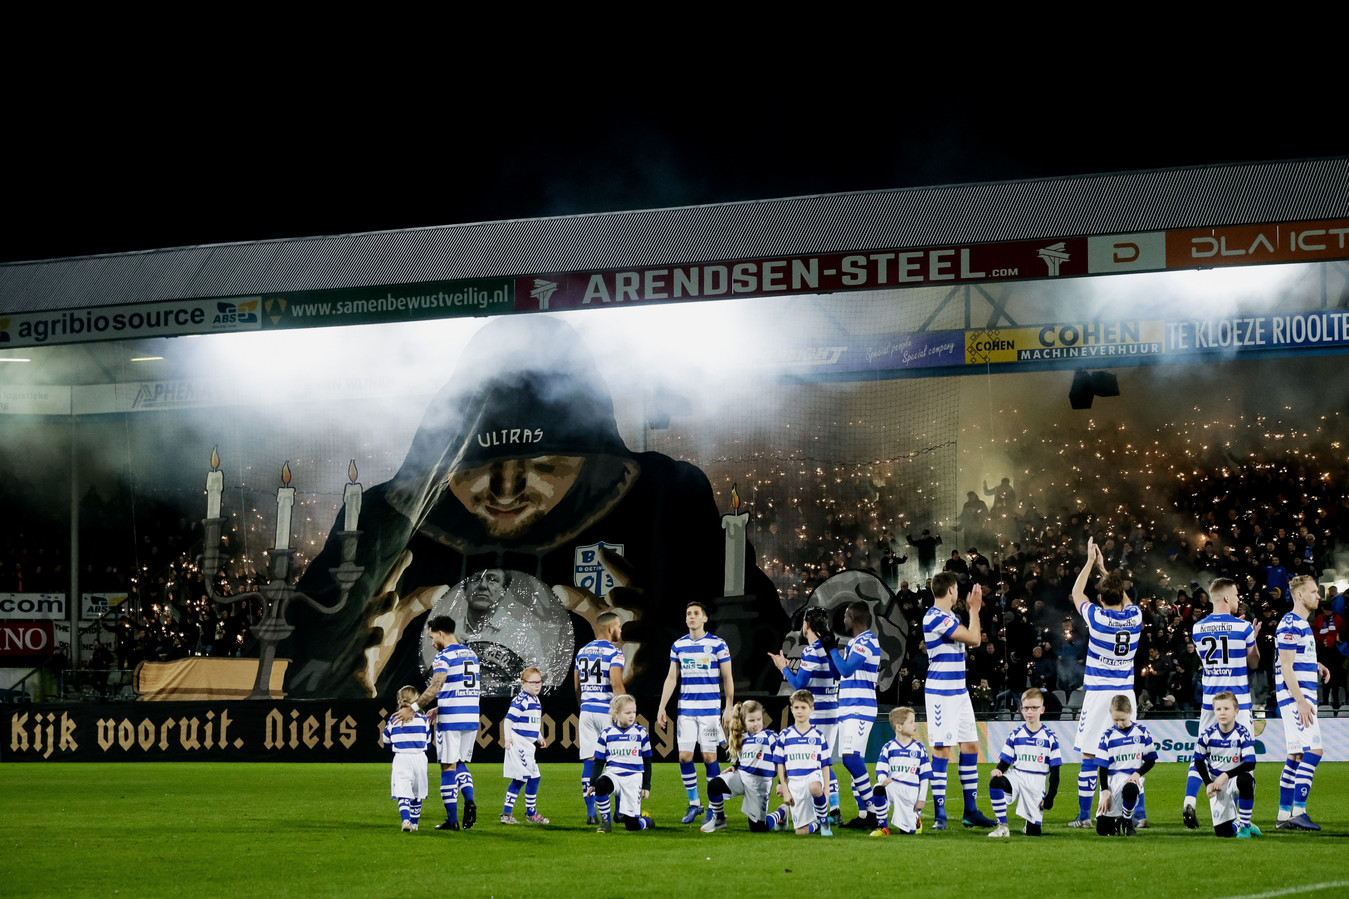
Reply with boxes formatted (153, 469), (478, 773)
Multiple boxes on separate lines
(1, 763), (1344, 898)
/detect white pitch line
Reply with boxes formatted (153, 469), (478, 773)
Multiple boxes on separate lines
(1216, 881), (1349, 899)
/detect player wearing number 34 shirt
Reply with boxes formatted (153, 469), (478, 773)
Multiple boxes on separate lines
(574, 612), (627, 824)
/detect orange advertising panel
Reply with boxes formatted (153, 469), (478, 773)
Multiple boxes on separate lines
(1167, 219), (1349, 268)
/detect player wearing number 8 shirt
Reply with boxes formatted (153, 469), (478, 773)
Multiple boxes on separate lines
(394, 615), (481, 831)
(1183, 577), (1259, 828)
(1067, 538), (1142, 828)
(574, 612), (627, 824)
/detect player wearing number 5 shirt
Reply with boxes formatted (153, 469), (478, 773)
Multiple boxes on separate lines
(395, 615), (482, 831)
(1067, 538), (1142, 827)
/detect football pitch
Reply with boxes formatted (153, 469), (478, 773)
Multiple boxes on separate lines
(1, 762), (1344, 898)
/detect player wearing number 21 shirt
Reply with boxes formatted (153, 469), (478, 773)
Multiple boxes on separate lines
(1183, 577), (1259, 828)
(1067, 538), (1143, 827)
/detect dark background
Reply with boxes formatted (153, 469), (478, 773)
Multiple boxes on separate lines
(4, 41), (1340, 266)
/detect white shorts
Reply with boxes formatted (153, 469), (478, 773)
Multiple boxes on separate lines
(606, 770), (643, 819)
(1075, 690), (1136, 754)
(1279, 703), (1324, 755)
(814, 722), (841, 763)
(391, 753), (429, 800)
(503, 740), (540, 781)
(717, 768), (772, 822)
(787, 771), (825, 830)
(838, 718), (873, 756)
(1004, 768), (1048, 825)
(1100, 772), (1144, 819)
(1198, 707), (1253, 736)
(436, 729), (476, 765)
(677, 715), (725, 754)
(578, 711), (611, 759)
(881, 781), (923, 833)
(925, 692), (977, 747)
(1207, 775), (1239, 827)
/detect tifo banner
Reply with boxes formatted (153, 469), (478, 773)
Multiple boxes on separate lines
(4, 701), (377, 762)
(1, 696), (793, 763)
(11, 700), (1346, 763)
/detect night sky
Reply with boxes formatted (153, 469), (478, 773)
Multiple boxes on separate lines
(4, 66), (1339, 266)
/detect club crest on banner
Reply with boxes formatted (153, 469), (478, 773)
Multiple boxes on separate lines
(574, 541), (624, 597)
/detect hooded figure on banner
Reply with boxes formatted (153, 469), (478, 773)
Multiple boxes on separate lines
(286, 315), (785, 699)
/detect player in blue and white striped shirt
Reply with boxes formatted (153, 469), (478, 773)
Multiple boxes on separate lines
(922, 573), (996, 829)
(1068, 539), (1143, 828)
(381, 685), (432, 831)
(1184, 578), (1259, 829)
(394, 615), (481, 831)
(768, 606), (842, 822)
(1276, 575), (1332, 831)
(988, 688), (1061, 838)
(1193, 691), (1258, 838)
(657, 601), (733, 825)
(574, 612), (626, 824)
(501, 667), (549, 825)
(829, 601), (884, 829)
(871, 707), (931, 836)
(588, 695), (654, 832)
(1094, 695), (1156, 836)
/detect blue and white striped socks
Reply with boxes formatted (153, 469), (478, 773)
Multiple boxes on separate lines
(680, 761), (700, 804)
(1294, 754), (1321, 814)
(931, 756), (949, 821)
(456, 763), (475, 802)
(441, 770), (459, 822)
(958, 751), (979, 811)
(525, 776), (540, 815)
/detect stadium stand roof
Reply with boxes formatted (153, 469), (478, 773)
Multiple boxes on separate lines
(3, 157), (1347, 317)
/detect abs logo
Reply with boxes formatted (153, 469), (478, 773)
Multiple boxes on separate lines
(213, 300), (260, 326)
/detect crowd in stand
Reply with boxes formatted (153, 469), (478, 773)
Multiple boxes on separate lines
(775, 446), (1349, 716)
(1, 481), (269, 691)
